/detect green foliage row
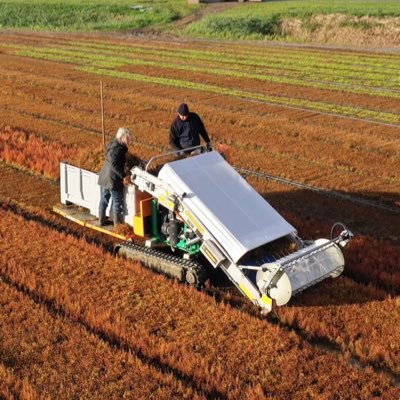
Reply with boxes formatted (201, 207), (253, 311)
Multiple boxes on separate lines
(0, 0), (194, 31)
(4, 38), (400, 124)
(6, 41), (400, 98)
(80, 66), (400, 125)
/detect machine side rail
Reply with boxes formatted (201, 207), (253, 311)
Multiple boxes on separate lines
(145, 145), (206, 172)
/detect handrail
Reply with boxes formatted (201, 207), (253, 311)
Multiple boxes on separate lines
(145, 145), (206, 172)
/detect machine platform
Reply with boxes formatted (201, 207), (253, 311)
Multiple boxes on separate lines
(53, 203), (130, 240)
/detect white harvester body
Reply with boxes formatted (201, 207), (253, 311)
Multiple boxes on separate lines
(56, 149), (353, 313)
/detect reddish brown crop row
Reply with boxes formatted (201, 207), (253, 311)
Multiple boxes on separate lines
(0, 362), (47, 400)
(0, 280), (202, 399)
(1, 124), (399, 293)
(0, 126), (78, 179)
(0, 208), (399, 398)
(277, 278), (400, 374)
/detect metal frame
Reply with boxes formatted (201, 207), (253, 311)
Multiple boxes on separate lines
(239, 227), (352, 272)
(145, 145), (206, 172)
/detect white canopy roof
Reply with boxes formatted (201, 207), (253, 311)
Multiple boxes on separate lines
(158, 152), (296, 263)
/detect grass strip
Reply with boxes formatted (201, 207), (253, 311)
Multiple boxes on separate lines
(0, 1), (196, 31)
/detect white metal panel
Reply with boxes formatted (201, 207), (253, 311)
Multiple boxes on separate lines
(61, 163), (100, 215)
(59, 162), (135, 225)
(158, 152), (296, 262)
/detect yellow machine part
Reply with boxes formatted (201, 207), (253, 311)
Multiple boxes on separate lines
(133, 192), (153, 237)
(52, 204), (128, 240)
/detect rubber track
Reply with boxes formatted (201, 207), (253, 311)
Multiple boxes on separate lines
(115, 241), (207, 289)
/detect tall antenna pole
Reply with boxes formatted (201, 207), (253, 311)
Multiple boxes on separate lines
(100, 80), (105, 149)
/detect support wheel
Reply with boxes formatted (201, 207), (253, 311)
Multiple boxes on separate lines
(185, 264), (207, 289)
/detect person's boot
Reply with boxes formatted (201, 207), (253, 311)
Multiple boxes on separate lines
(113, 212), (124, 227)
(99, 207), (110, 226)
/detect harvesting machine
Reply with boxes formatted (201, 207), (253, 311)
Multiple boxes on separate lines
(53, 146), (353, 313)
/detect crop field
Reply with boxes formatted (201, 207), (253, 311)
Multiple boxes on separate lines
(0, 30), (400, 398)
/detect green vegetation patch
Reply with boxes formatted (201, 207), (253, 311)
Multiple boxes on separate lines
(79, 65), (400, 125)
(185, 0), (400, 40)
(0, 0), (196, 31)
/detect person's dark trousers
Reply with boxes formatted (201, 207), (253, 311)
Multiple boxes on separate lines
(99, 187), (124, 226)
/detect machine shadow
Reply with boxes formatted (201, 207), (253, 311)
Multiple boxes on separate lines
(257, 187), (399, 246)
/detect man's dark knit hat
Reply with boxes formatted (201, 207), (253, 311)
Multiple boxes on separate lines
(178, 103), (189, 116)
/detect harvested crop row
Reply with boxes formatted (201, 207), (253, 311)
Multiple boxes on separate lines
(0, 208), (398, 399)
(0, 281), (203, 399)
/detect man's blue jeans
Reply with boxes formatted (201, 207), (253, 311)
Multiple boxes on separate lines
(99, 187), (124, 221)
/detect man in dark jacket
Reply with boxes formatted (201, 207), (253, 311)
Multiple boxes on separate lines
(98, 127), (132, 226)
(169, 103), (212, 153)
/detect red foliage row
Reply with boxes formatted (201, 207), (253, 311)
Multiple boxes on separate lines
(0, 281), (202, 399)
(277, 277), (400, 375)
(0, 126), (78, 179)
(0, 208), (398, 398)
(345, 236), (400, 291)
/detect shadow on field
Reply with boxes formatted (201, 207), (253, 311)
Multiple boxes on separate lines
(258, 188), (400, 246)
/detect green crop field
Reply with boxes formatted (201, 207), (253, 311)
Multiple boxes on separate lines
(0, 0), (197, 31)
(185, 0), (400, 40)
